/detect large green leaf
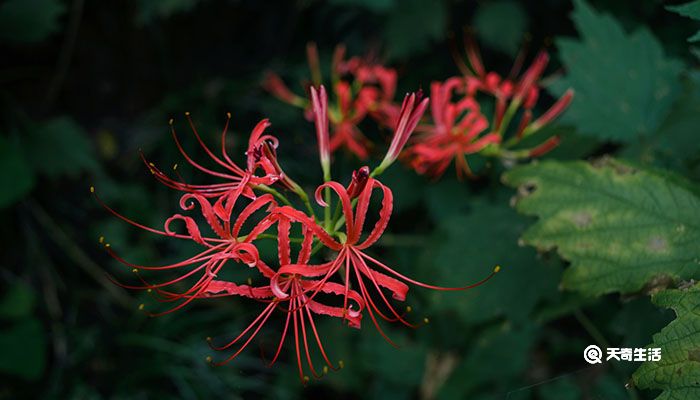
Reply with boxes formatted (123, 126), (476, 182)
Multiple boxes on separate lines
(503, 158), (700, 297)
(667, 1), (700, 42)
(550, 0), (683, 142)
(473, 0), (527, 56)
(0, 0), (65, 44)
(633, 282), (700, 399)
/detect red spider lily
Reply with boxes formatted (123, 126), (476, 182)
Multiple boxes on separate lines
(457, 40), (574, 147)
(267, 172), (499, 345)
(96, 187), (278, 316)
(205, 214), (365, 382)
(375, 90), (430, 175)
(143, 113), (293, 203)
(98, 176), (362, 382)
(263, 42), (398, 159)
(405, 77), (499, 178)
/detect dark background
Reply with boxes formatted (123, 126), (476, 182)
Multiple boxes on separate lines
(0, 0), (697, 399)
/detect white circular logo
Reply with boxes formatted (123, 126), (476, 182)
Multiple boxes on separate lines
(584, 345), (603, 364)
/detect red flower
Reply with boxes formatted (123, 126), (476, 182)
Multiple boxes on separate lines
(263, 42), (398, 159)
(205, 215), (366, 382)
(143, 113), (299, 206)
(458, 40), (574, 152)
(267, 172), (499, 344)
(96, 58), (501, 383)
(405, 78), (500, 178)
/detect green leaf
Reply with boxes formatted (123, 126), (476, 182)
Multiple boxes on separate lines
(26, 117), (98, 179)
(550, 0), (683, 142)
(384, 0), (447, 59)
(0, 0), (65, 44)
(503, 158), (700, 297)
(633, 282), (700, 399)
(0, 136), (35, 208)
(425, 198), (560, 326)
(0, 318), (46, 380)
(667, 0), (700, 42)
(473, 1), (528, 56)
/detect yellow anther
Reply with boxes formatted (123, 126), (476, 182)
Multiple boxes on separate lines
(147, 288), (152, 293)
(104, 243), (111, 248)
(338, 360), (345, 369)
(132, 268), (138, 273)
(173, 163), (178, 170)
(323, 366), (329, 374)
(185, 111), (191, 116)
(303, 376), (310, 383)
(494, 265), (501, 273)
(206, 336), (212, 342)
(98, 236), (104, 243)
(148, 162), (154, 167)
(226, 112), (231, 118)
(247, 277), (252, 285)
(405, 306), (412, 313)
(138, 303), (144, 310)
(168, 118), (174, 125)
(206, 356), (212, 363)
(423, 317), (430, 324)
(90, 186), (95, 193)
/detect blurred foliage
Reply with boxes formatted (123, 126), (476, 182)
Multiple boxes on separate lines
(0, 0), (65, 44)
(667, 0), (700, 41)
(1, 0), (700, 399)
(472, 0), (528, 56)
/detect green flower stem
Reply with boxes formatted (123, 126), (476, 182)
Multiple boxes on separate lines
(496, 98), (522, 138)
(254, 184), (293, 207)
(323, 169), (332, 230)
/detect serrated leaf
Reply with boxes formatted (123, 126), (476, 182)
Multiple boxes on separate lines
(503, 158), (700, 296)
(0, 0), (65, 44)
(667, 0), (700, 42)
(473, 1), (528, 56)
(633, 283), (700, 399)
(0, 136), (35, 208)
(550, 0), (683, 142)
(384, 0), (447, 59)
(26, 117), (98, 179)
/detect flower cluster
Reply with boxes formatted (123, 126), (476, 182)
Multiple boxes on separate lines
(95, 86), (498, 382)
(403, 41), (574, 178)
(268, 41), (573, 179)
(264, 43), (397, 160)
